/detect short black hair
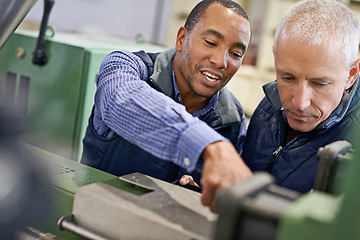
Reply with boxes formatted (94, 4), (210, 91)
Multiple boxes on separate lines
(184, 0), (249, 32)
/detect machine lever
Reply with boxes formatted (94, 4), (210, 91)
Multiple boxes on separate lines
(32, 0), (54, 66)
(58, 215), (109, 240)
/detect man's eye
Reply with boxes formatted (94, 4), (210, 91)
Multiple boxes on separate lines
(231, 52), (243, 58)
(281, 76), (293, 81)
(205, 40), (216, 46)
(313, 82), (328, 87)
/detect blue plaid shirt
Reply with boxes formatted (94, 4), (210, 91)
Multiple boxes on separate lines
(92, 50), (227, 171)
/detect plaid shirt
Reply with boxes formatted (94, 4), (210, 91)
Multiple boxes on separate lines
(92, 50), (229, 171)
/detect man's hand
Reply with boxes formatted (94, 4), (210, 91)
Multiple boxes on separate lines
(200, 140), (252, 212)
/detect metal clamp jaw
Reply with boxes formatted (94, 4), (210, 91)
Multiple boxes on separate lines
(214, 173), (300, 240)
(313, 140), (353, 194)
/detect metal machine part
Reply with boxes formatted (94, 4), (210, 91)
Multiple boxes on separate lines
(5, 139), (359, 240)
(15, 226), (59, 240)
(58, 215), (108, 240)
(0, 0), (37, 49)
(15, 144), (214, 239)
(58, 172), (217, 240)
(313, 140), (353, 194)
(214, 140), (358, 240)
(20, 143), (121, 240)
(32, 0), (55, 66)
(276, 140), (357, 240)
(214, 173), (300, 240)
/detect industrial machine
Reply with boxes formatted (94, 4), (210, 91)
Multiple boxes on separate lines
(1, 0), (360, 240)
(11, 144), (216, 240)
(0, 29), (164, 162)
(7, 138), (358, 240)
(214, 140), (358, 240)
(0, 0), (167, 165)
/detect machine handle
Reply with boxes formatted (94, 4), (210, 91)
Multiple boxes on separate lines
(32, 0), (55, 66)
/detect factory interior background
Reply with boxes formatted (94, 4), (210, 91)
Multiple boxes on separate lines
(18, 0), (360, 118)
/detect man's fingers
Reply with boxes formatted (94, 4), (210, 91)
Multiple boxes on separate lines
(180, 175), (192, 185)
(209, 200), (217, 213)
(200, 178), (217, 208)
(180, 177), (189, 185)
(201, 188), (218, 213)
(200, 186), (213, 207)
(180, 175), (199, 186)
(199, 141), (253, 211)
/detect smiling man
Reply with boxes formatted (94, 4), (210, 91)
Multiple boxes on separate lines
(242, 0), (360, 193)
(81, 0), (252, 211)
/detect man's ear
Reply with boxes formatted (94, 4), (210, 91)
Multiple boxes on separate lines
(345, 57), (360, 90)
(175, 26), (187, 52)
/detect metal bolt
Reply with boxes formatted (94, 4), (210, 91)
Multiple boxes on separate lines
(15, 47), (26, 59)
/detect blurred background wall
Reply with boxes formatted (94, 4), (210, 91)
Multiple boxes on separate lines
(17, 0), (360, 116)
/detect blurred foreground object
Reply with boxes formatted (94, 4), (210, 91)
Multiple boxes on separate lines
(0, 0), (37, 49)
(0, 0), (55, 238)
(0, 107), (53, 239)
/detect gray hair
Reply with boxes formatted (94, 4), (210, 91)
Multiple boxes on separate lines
(273, 0), (360, 69)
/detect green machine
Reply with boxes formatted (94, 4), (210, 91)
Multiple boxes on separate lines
(0, 29), (164, 162)
(214, 140), (360, 240)
(11, 143), (217, 240)
(8, 138), (359, 240)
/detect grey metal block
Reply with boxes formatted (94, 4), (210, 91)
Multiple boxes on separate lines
(68, 172), (217, 240)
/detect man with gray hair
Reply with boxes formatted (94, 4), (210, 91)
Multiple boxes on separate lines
(242, 0), (360, 193)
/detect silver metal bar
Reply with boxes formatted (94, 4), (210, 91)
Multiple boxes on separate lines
(58, 215), (109, 240)
(15, 226), (59, 240)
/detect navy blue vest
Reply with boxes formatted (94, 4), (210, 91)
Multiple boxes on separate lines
(242, 79), (360, 193)
(81, 50), (245, 183)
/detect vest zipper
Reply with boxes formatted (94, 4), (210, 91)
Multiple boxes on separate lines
(266, 146), (283, 172)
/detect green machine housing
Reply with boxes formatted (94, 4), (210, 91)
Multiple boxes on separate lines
(0, 30), (164, 162)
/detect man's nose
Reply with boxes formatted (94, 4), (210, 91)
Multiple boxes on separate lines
(209, 50), (228, 69)
(292, 82), (311, 111)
